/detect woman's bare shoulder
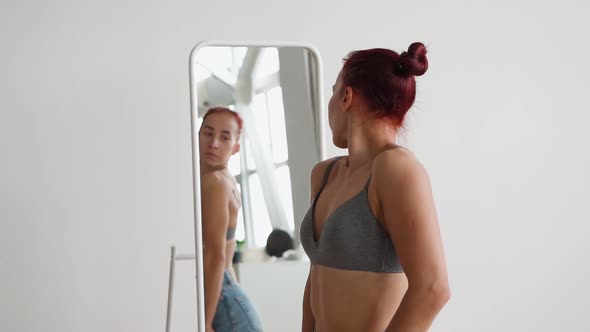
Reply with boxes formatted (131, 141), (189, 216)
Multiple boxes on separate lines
(201, 171), (232, 196)
(371, 147), (431, 195)
(310, 156), (346, 198)
(374, 147), (423, 174)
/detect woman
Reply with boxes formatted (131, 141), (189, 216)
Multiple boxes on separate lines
(199, 107), (263, 332)
(300, 43), (450, 332)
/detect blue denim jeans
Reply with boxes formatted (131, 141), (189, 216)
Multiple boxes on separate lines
(212, 271), (264, 332)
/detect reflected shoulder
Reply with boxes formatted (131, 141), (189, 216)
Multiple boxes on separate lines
(201, 171), (231, 195)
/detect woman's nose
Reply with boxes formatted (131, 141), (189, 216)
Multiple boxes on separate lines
(208, 138), (219, 149)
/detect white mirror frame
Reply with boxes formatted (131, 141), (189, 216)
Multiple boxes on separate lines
(188, 40), (325, 331)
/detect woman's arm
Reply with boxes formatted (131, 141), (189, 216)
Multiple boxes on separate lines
(373, 149), (451, 332)
(201, 174), (230, 330)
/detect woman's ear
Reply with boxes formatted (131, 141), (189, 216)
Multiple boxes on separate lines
(341, 86), (354, 112)
(232, 142), (241, 155)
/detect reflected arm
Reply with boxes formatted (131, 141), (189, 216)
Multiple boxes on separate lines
(202, 174), (230, 329)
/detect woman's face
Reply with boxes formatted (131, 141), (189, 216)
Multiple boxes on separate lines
(198, 112), (240, 168)
(328, 71), (348, 148)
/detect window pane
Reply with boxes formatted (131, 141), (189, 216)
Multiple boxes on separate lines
(251, 93), (271, 144)
(245, 94), (272, 171)
(228, 152), (241, 176)
(194, 63), (211, 82)
(231, 47), (247, 72)
(254, 48), (280, 79)
(244, 136), (256, 171)
(248, 174), (273, 247)
(276, 165), (295, 230)
(196, 47), (234, 77)
(227, 104), (241, 175)
(267, 87), (289, 163)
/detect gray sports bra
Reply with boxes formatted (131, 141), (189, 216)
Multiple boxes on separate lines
(300, 157), (403, 273)
(226, 227), (236, 240)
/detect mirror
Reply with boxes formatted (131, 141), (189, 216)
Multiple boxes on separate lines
(188, 41), (325, 332)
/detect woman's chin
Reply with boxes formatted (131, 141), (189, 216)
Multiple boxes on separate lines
(200, 158), (217, 168)
(333, 138), (348, 149)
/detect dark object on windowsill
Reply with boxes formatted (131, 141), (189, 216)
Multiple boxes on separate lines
(232, 239), (246, 264)
(265, 229), (294, 258)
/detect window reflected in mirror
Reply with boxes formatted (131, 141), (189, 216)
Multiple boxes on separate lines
(195, 47), (295, 248)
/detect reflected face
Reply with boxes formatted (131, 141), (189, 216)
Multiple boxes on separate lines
(199, 112), (240, 168)
(328, 70), (348, 148)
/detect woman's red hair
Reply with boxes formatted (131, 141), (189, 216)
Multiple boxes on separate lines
(341, 42), (428, 127)
(202, 107), (243, 135)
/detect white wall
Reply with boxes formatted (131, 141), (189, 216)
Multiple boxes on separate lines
(1, 0), (589, 331)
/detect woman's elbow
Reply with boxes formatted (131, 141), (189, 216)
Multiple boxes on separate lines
(427, 278), (451, 310)
(204, 251), (226, 266)
(410, 279), (451, 310)
(433, 283), (451, 308)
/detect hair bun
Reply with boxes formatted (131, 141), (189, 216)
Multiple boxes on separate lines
(394, 42), (428, 78)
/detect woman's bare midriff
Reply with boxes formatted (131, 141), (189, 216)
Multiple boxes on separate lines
(310, 265), (408, 332)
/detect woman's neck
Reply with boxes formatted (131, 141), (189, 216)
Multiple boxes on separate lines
(345, 116), (398, 172)
(200, 162), (228, 176)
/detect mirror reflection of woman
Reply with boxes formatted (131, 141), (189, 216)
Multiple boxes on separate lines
(199, 107), (263, 332)
(300, 43), (450, 332)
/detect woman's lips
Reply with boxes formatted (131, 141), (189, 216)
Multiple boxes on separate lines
(205, 152), (218, 159)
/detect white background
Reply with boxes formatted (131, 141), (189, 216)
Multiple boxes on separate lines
(1, 0), (589, 331)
